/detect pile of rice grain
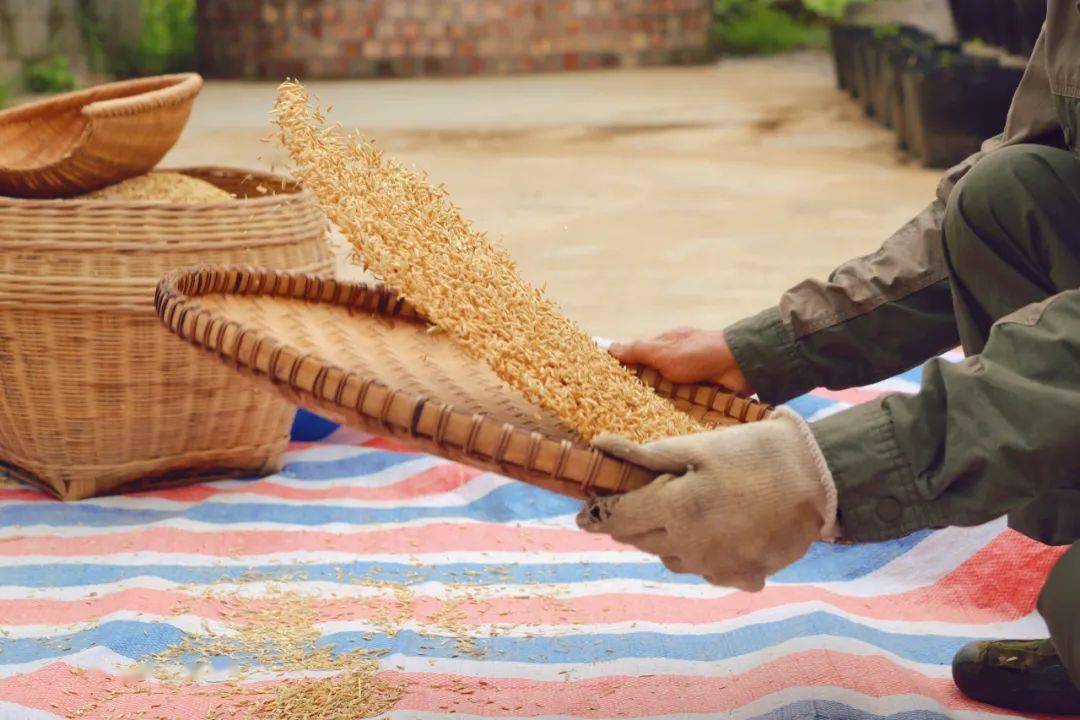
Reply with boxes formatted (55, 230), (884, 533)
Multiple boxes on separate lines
(272, 80), (702, 444)
(262, 670), (405, 720)
(82, 171), (234, 202)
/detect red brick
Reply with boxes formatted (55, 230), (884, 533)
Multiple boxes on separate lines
(401, 20), (421, 40)
(199, 0), (712, 78)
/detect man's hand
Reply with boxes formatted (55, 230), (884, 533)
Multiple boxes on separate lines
(577, 408), (838, 592)
(609, 327), (752, 396)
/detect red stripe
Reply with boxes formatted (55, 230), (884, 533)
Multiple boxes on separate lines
(2, 654), (1065, 718)
(115, 463), (478, 503)
(0, 520), (610, 558)
(0, 487), (48, 502)
(359, 436), (421, 453)
(2, 533), (1061, 627)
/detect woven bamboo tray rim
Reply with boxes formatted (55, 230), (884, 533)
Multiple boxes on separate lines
(156, 267), (772, 499)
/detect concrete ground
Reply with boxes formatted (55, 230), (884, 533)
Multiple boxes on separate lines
(164, 52), (941, 340)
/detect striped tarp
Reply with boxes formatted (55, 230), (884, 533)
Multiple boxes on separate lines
(0, 355), (1066, 719)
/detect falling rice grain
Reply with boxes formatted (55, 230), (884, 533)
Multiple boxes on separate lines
(272, 80), (703, 443)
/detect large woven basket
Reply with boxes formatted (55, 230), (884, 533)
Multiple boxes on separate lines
(0, 168), (332, 499)
(0, 74), (203, 198)
(156, 268), (771, 499)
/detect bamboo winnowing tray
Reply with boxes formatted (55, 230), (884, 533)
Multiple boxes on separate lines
(156, 267), (772, 499)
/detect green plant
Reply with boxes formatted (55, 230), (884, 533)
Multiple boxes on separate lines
(23, 54), (77, 93)
(135, 0), (196, 75)
(802, 0), (862, 18)
(78, 0), (196, 77)
(78, 5), (109, 76)
(0, 83), (9, 109)
(713, 0), (830, 55)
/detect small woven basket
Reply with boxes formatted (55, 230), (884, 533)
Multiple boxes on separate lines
(0, 168), (333, 499)
(0, 74), (203, 198)
(156, 268), (772, 499)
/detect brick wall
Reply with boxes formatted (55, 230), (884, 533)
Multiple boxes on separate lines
(198, 0), (713, 79)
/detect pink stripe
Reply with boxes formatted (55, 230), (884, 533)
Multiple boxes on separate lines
(116, 462), (480, 503)
(0, 441), (433, 503)
(0, 487), (48, 502)
(359, 436), (421, 453)
(810, 387), (885, 405)
(1, 654), (1058, 718)
(2, 533), (1060, 627)
(0, 521), (615, 558)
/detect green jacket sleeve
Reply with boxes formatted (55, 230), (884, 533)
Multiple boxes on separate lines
(725, 27), (1067, 406)
(811, 289), (1080, 542)
(725, 202), (959, 404)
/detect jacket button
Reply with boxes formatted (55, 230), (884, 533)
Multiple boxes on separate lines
(876, 497), (903, 523)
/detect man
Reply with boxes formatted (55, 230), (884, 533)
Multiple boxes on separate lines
(577, 2), (1080, 714)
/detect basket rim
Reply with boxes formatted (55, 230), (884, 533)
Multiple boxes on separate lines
(0, 166), (312, 208)
(155, 266), (772, 498)
(0, 74), (203, 179)
(0, 73), (202, 126)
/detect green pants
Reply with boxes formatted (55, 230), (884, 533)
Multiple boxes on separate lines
(943, 143), (1080, 683)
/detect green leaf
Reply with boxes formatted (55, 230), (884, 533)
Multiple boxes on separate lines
(23, 54), (77, 94)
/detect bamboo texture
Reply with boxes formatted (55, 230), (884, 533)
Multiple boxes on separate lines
(157, 267), (772, 500)
(0, 168), (333, 499)
(0, 74), (203, 198)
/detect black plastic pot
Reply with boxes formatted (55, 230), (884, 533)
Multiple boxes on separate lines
(947, 0), (979, 43)
(830, 25), (861, 92)
(847, 27), (876, 103)
(1014, 0), (1047, 56)
(996, 0), (1025, 54)
(896, 41), (944, 153)
(901, 53), (1025, 167)
(874, 27), (935, 137)
(864, 26), (933, 136)
(857, 27), (909, 120)
(951, 0), (1045, 55)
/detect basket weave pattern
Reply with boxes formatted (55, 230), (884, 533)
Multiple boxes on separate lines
(0, 168), (333, 499)
(0, 74), (204, 198)
(156, 268), (772, 499)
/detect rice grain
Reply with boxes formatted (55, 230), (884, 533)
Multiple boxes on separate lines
(272, 80), (703, 443)
(81, 172), (234, 202)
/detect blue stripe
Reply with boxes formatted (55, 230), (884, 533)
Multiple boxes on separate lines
(751, 700), (948, 720)
(895, 365), (925, 385)
(279, 449), (421, 480)
(1, 535), (929, 587)
(0, 620), (186, 665)
(785, 394), (838, 419)
(0, 482), (579, 528)
(0, 612), (971, 666)
(290, 409), (340, 442)
(776, 531), (932, 582)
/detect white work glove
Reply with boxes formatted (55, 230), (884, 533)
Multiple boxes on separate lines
(577, 407), (839, 592)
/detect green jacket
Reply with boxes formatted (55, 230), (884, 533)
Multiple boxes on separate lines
(724, 1), (1080, 544)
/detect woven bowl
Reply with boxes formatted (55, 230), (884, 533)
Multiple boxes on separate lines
(156, 267), (772, 499)
(0, 73), (203, 198)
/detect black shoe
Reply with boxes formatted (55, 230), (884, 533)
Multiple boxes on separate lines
(953, 639), (1080, 715)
